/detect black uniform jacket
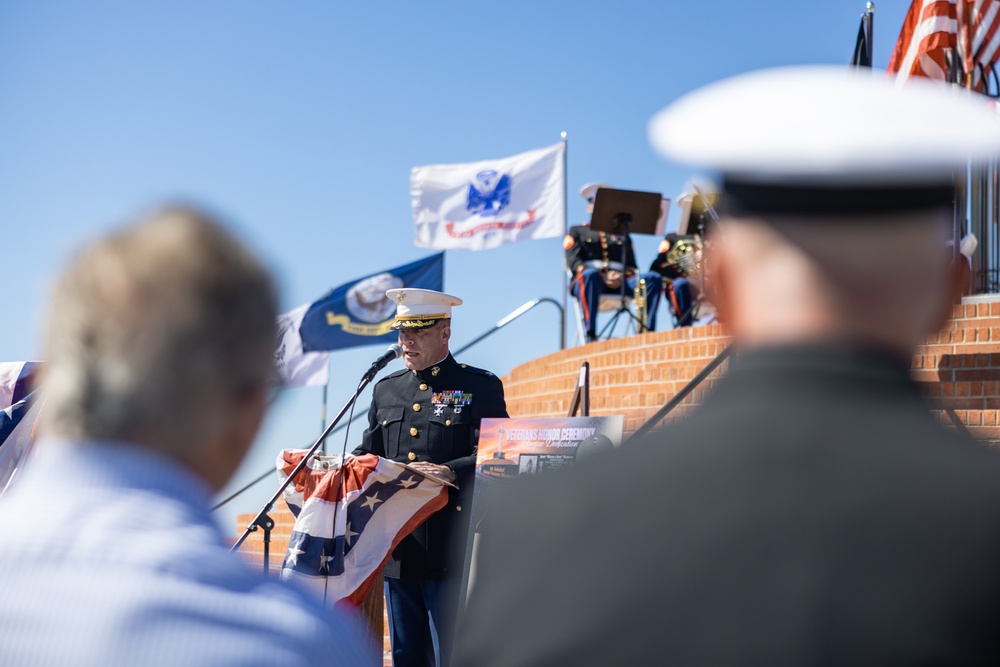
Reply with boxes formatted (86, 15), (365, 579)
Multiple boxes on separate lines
(354, 353), (507, 580)
(456, 344), (1000, 666)
(564, 224), (638, 276)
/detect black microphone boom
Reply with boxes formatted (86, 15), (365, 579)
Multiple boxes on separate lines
(365, 343), (403, 380)
(232, 341), (403, 566)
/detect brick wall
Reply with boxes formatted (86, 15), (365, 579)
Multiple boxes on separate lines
(502, 322), (732, 434)
(504, 295), (1000, 442)
(914, 295), (1000, 442)
(234, 294), (1000, 664)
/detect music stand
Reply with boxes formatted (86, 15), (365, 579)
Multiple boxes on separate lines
(588, 187), (663, 336)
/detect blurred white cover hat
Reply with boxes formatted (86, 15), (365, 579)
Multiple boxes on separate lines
(648, 66), (1000, 215)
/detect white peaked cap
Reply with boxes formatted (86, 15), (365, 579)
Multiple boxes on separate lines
(386, 288), (462, 330)
(648, 65), (1000, 187)
(579, 183), (612, 200)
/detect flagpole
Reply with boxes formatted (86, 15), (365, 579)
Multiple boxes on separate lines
(320, 369), (329, 455)
(560, 130), (568, 350)
(866, 3), (874, 66)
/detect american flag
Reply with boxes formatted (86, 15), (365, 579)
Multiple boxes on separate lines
(889, 0), (1000, 92)
(277, 450), (450, 608)
(963, 0), (1000, 90)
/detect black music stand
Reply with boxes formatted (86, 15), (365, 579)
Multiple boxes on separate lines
(589, 187), (663, 336)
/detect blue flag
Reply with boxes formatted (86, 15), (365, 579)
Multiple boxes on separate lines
(300, 253), (444, 352)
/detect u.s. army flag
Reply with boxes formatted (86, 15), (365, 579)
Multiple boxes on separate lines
(412, 142), (565, 251)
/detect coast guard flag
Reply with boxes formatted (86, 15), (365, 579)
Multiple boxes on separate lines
(277, 450), (450, 608)
(275, 303), (330, 388)
(412, 142), (566, 251)
(299, 253), (443, 353)
(0, 362), (44, 497)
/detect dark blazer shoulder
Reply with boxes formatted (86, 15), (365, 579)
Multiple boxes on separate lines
(374, 368), (409, 386)
(455, 362), (500, 380)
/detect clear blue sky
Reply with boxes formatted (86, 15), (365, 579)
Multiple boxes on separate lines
(0, 1), (912, 534)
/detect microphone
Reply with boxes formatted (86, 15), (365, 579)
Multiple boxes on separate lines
(369, 343), (403, 374)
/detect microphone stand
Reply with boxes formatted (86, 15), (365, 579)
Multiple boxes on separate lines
(230, 357), (395, 573)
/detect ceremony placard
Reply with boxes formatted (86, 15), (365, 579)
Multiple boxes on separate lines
(459, 415), (624, 607)
(475, 415), (623, 481)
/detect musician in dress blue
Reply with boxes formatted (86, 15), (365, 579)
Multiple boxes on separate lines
(565, 183), (663, 341)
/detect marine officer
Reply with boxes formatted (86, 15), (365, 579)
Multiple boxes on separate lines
(566, 183), (663, 341)
(354, 288), (507, 667)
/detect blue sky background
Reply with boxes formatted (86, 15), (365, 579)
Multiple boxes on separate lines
(0, 1), (912, 533)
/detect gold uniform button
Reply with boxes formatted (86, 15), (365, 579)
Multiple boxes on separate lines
(382, 419), (388, 426)
(410, 427), (419, 437)
(407, 452), (416, 461)
(445, 419), (451, 426)
(413, 403), (421, 412)
(461, 364), (467, 368)
(456, 506), (462, 512)
(419, 383), (428, 391)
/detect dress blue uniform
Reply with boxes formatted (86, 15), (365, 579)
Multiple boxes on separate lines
(565, 223), (662, 341)
(649, 232), (699, 326)
(353, 288), (507, 667)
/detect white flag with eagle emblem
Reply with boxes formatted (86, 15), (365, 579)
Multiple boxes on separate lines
(411, 142), (565, 251)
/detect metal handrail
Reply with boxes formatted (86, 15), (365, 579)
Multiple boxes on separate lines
(212, 297), (565, 512)
(625, 345), (732, 443)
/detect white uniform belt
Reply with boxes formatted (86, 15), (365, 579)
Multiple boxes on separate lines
(583, 260), (626, 271)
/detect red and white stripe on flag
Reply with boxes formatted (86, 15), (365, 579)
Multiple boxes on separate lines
(889, 0), (960, 82)
(963, 0), (1000, 91)
(276, 450), (449, 608)
(889, 0), (1000, 92)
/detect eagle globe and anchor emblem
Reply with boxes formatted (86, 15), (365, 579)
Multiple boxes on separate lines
(466, 169), (512, 217)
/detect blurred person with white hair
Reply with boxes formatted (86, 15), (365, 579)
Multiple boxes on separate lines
(0, 205), (371, 666)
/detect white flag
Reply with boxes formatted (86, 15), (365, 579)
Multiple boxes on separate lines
(275, 303), (330, 388)
(411, 142), (566, 251)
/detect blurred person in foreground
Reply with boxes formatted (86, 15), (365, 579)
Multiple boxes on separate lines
(455, 66), (1000, 665)
(0, 206), (370, 666)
